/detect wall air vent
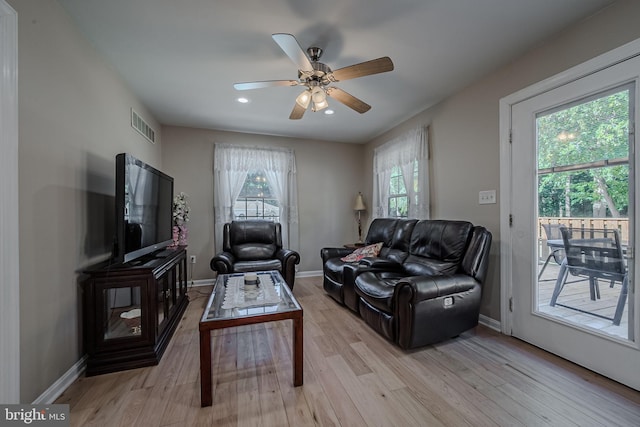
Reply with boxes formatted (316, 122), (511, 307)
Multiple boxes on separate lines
(131, 109), (156, 144)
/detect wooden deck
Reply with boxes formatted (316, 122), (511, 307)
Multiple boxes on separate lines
(537, 260), (629, 340)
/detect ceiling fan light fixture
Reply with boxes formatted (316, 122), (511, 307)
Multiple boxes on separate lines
(295, 89), (311, 109)
(234, 33), (393, 120)
(312, 99), (329, 112)
(311, 86), (326, 103)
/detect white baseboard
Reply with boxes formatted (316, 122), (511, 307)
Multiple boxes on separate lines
(32, 355), (87, 404)
(296, 270), (322, 278)
(188, 278), (216, 287)
(479, 314), (501, 332)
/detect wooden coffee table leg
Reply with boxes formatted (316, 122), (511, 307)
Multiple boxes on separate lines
(200, 328), (212, 407)
(293, 313), (303, 386)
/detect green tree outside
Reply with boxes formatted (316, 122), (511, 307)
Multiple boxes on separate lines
(537, 88), (630, 218)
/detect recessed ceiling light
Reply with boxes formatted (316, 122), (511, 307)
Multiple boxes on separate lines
(324, 109), (335, 115)
(237, 97), (249, 104)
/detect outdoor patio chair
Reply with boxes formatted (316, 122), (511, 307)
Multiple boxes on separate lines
(550, 226), (628, 325)
(538, 223), (566, 280)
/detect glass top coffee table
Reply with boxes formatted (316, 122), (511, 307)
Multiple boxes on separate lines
(199, 270), (303, 407)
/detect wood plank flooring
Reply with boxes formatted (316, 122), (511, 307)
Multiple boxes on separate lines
(55, 276), (640, 426)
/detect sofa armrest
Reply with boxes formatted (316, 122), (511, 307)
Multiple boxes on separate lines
(210, 251), (235, 273)
(276, 248), (300, 265)
(320, 247), (353, 263)
(394, 274), (479, 304)
(461, 226), (492, 283)
(276, 248), (300, 289)
(359, 257), (403, 270)
(394, 274), (482, 349)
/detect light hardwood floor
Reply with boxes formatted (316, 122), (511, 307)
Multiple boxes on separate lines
(56, 276), (640, 426)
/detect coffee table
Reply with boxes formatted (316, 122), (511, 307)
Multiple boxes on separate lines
(199, 270), (303, 407)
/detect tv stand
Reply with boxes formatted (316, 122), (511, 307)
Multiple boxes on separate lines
(154, 247), (178, 258)
(82, 246), (188, 376)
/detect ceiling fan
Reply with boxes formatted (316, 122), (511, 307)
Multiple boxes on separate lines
(234, 33), (394, 120)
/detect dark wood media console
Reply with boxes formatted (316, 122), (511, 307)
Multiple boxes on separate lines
(82, 246), (189, 376)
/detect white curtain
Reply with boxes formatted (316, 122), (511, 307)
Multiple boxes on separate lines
(372, 126), (429, 219)
(213, 144), (299, 251)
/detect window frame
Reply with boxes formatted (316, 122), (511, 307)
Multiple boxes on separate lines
(387, 162), (419, 218)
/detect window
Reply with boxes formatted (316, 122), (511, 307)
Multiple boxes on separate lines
(235, 170), (280, 221)
(373, 126), (429, 219)
(388, 163), (418, 218)
(537, 87), (630, 219)
(388, 166), (408, 218)
(213, 144), (299, 251)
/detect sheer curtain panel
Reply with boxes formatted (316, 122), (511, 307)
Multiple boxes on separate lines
(372, 126), (429, 219)
(213, 144), (299, 252)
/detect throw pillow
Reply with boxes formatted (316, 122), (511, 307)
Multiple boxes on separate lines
(341, 242), (383, 262)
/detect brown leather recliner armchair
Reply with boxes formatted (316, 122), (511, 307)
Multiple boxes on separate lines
(210, 221), (300, 289)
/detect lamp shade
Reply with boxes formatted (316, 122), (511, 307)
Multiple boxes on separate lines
(353, 192), (366, 211)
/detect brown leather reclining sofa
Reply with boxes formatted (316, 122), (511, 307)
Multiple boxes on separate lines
(321, 218), (492, 349)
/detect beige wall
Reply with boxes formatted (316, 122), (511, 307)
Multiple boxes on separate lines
(12, 0), (163, 402)
(161, 126), (366, 278)
(365, 0), (640, 321)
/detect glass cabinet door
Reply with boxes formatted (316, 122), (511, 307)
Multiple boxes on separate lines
(167, 269), (176, 314)
(103, 284), (143, 340)
(157, 275), (168, 334)
(178, 255), (188, 299)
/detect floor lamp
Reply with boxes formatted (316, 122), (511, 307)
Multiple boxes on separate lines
(353, 192), (366, 244)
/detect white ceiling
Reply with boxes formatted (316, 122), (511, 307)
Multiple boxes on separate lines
(57, 0), (616, 143)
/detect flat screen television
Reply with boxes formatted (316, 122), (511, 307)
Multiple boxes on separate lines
(114, 153), (174, 263)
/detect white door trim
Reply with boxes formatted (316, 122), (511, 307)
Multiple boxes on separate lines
(0, 0), (20, 404)
(500, 37), (640, 336)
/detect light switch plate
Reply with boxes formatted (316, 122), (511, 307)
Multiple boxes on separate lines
(479, 190), (496, 204)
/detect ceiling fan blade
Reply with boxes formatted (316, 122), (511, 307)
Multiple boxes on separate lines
(272, 33), (314, 73)
(331, 57), (394, 82)
(289, 102), (307, 120)
(234, 80), (299, 90)
(326, 87), (371, 114)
